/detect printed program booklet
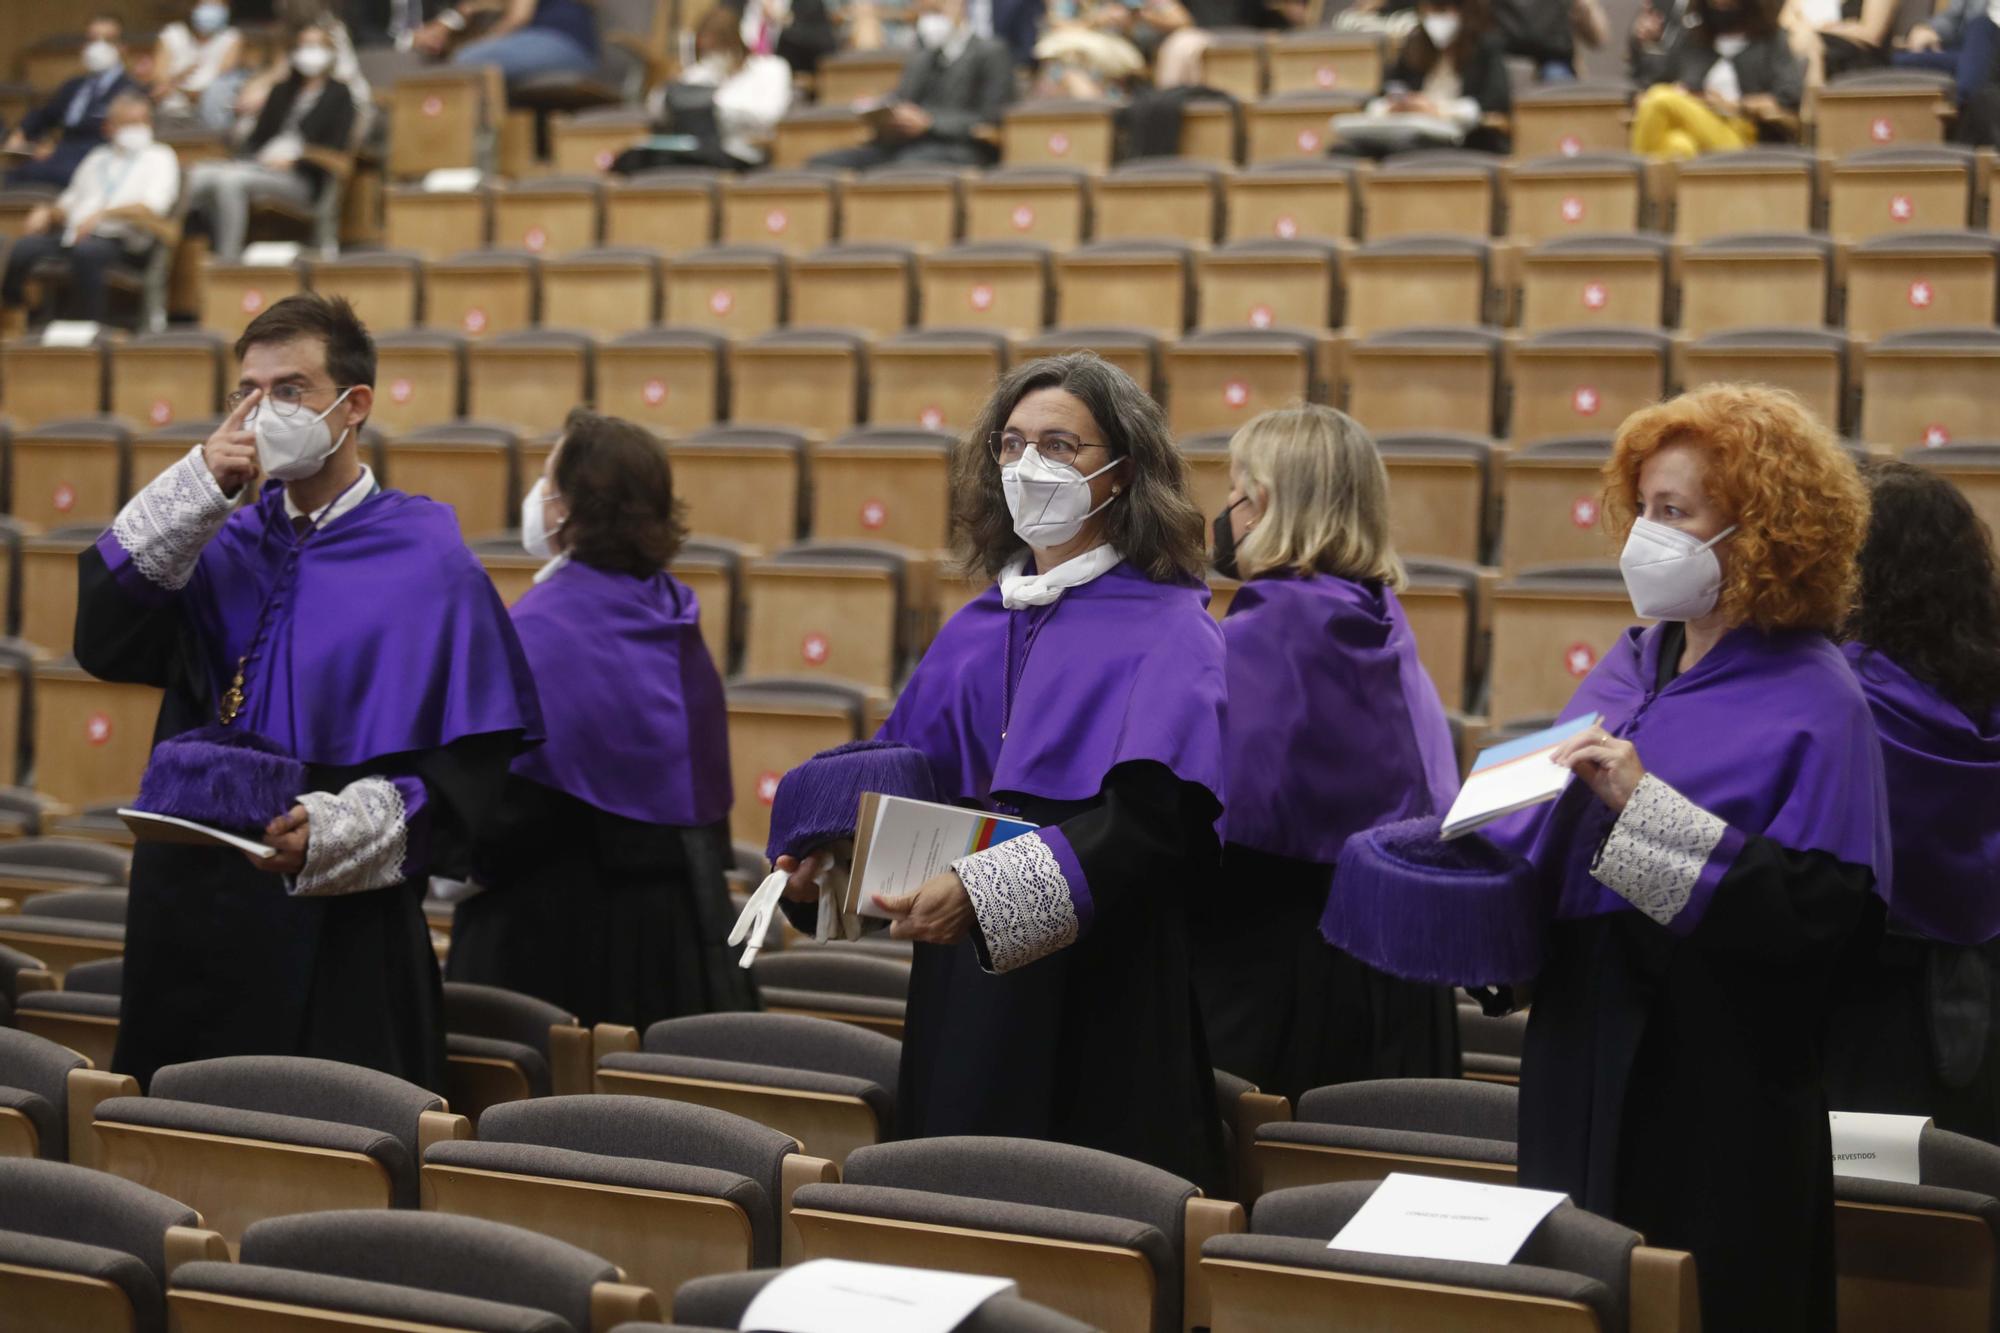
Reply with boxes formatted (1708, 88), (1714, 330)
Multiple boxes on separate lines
(1439, 713), (1602, 840)
(846, 793), (1037, 936)
(118, 809), (277, 859)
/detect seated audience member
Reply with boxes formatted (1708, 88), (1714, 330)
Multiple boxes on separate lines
(645, 7), (793, 167)
(731, 0), (843, 75)
(345, 0), (454, 48)
(1153, 0), (1310, 88)
(233, 2), (374, 127)
(449, 0), (602, 86)
(1631, 0), (1802, 157)
(185, 21), (358, 262)
(1780, 0), (1896, 82)
(154, 1), (245, 126)
(1, 95), (180, 324)
(1033, 6), (1149, 99)
(1629, 0), (1694, 84)
(1893, 0), (1997, 105)
(1341, 0), (1513, 153)
(1491, 0), (1601, 80)
(808, 0), (1014, 168)
(5, 15), (142, 190)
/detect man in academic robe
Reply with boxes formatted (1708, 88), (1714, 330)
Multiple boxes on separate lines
(75, 292), (543, 1091)
(6, 15), (142, 190)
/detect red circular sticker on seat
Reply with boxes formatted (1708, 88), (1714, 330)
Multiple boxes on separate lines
(52, 482), (75, 514)
(463, 307), (487, 334)
(422, 95), (443, 117)
(241, 288), (265, 315)
(391, 378), (414, 404)
(1295, 128), (1321, 152)
(643, 377), (668, 406)
(1565, 643), (1597, 677)
(1923, 423), (1950, 447)
(150, 398), (174, 426)
(1048, 132), (1070, 156)
(969, 283), (995, 311)
(757, 771), (781, 805)
(1582, 281), (1608, 310)
(920, 405), (945, 429)
(1011, 204), (1035, 231)
(85, 712), (113, 745)
(1889, 194), (1914, 222)
(1223, 380), (1250, 409)
(861, 499), (887, 529)
(765, 208), (788, 234)
(709, 288), (735, 316)
(1870, 117), (1894, 143)
(1274, 214), (1299, 239)
(1558, 134), (1582, 157)
(1907, 279), (1933, 308)
(1560, 195), (1585, 224)
(595, 149), (615, 170)
(1249, 303), (1274, 328)
(1570, 495), (1598, 529)
(801, 632), (830, 666)
(1571, 386), (1600, 415)
(524, 225), (547, 252)
(1315, 65), (1338, 88)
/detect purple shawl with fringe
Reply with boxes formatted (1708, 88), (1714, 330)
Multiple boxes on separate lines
(508, 559), (731, 827)
(1483, 622), (1890, 921)
(878, 560), (1227, 808)
(1222, 573), (1460, 863)
(1845, 641), (2000, 945)
(99, 481), (543, 767)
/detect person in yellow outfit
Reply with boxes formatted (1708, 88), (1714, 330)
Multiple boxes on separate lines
(1631, 0), (1802, 157)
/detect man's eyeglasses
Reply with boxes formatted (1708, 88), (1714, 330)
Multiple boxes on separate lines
(225, 383), (351, 418)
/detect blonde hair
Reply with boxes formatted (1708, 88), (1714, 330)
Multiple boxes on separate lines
(1227, 404), (1406, 589)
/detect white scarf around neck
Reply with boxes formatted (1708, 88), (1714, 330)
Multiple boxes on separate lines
(998, 544), (1124, 609)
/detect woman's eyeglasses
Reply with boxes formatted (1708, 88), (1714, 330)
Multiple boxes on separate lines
(988, 429), (1108, 468)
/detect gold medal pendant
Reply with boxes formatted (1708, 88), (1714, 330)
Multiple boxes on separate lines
(219, 658), (247, 725)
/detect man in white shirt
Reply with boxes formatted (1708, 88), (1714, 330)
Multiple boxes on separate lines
(1, 94), (180, 324)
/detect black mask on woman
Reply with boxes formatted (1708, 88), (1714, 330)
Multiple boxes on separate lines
(1212, 499), (1246, 580)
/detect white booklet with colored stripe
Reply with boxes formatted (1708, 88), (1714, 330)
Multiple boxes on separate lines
(847, 793), (1037, 930)
(1439, 713), (1602, 840)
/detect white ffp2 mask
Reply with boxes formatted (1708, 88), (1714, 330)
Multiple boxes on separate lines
(520, 477), (564, 557)
(254, 389), (352, 482)
(1001, 448), (1124, 548)
(292, 44), (333, 77)
(1618, 516), (1737, 621)
(82, 40), (120, 74)
(1421, 13), (1461, 47)
(916, 13), (955, 47)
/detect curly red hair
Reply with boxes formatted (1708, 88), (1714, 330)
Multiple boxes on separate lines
(1601, 385), (1868, 633)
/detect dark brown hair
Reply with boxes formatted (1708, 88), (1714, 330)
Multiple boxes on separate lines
(235, 293), (375, 392)
(1845, 459), (2000, 719)
(695, 6), (748, 63)
(1401, 0), (1493, 80)
(553, 407), (688, 578)
(952, 353), (1207, 585)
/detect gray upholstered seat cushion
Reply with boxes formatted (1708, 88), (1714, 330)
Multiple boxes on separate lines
(793, 1182), (1175, 1329)
(95, 1095), (418, 1206)
(427, 1140), (775, 1264)
(1202, 1233), (1617, 1328)
(467, 1095), (794, 1264)
(601, 1052), (894, 1131)
(15, 987), (120, 1018)
(0, 1028), (84, 1159)
(171, 1261), (572, 1333)
(0, 1229), (165, 1333)
(60, 957), (123, 994)
(675, 1269), (1095, 1332)
(239, 1210), (617, 1333)
(0, 915), (125, 942)
(1251, 1182), (1636, 1331)
(1925, 1126), (2000, 1203)
(149, 1055), (441, 1150)
(19, 888), (129, 923)
(1838, 1176), (2000, 1234)
(638, 1013), (901, 1131)
(756, 988), (907, 1022)
(449, 1032), (552, 1097)
(1295, 1078), (1518, 1141)
(0, 1086), (56, 1159)
(1257, 1119), (1519, 1166)
(0, 1156), (197, 1323)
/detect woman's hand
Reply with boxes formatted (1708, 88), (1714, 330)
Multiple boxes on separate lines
(874, 870), (974, 945)
(259, 804), (310, 874)
(1552, 726), (1647, 813)
(773, 846), (843, 902)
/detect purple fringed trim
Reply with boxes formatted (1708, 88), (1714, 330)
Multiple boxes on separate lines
(765, 739), (940, 863)
(132, 726), (307, 833)
(1321, 815), (1550, 987)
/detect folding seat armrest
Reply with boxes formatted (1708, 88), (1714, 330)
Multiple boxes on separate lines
(65, 1066), (137, 1171)
(590, 1280), (662, 1330)
(781, 1150), (840, 1265)
(593, 1023), (641, 1070)
(14, 965), (56, 997)
(164, 1225), (230, 1277)
(1233, 1091), (1292, 1200)
(419, 1108), (472, 1153)
(1629, 1245), (1698, 1333)
(1184, 1196), (1247, 1332)
(549, 1022), (595, 1097)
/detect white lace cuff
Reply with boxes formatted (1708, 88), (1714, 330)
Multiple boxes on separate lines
(109, 444), (234, 590)
(953, 832), (1080, 974)
(291, 777), (411, 897)
(1590, 775), (1729, 927)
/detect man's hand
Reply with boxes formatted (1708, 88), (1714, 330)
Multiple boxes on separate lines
(71, 211), (101, 239)
(1905, 23), (1940, 51)
(2, 131), (25, 154)
(22, 204), (52, 235)
(204, 389), (262, 495)
(875, 870), (974, 945)
(887, 103), (932, 139)
(259, 804), (310, 874)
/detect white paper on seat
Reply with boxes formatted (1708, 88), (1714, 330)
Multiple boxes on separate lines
(1829, 1111), (1930, 1184)
(739, 1259), (1017, 1333)
(422, 167), (483, 193)
(40, 320), (100, 347)
(1327, 1172), (1568, 1266)
(240, 241), (302, 267)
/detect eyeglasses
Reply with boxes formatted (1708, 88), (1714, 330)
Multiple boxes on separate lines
(988, 429), (1110, 468)
(225, 383), (351, 418)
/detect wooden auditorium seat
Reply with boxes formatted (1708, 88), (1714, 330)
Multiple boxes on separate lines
(751, 949), (909, 1039)
(0, 1026), (85, 1161)
(30, 661), (159, 818)
(1266, 31), (1384, 96)
(838, 167), (963, 252)
(385, 66), (505, 179)
(1092, 159), (1227, 248)
(593, 1012), (901, 1168)
(197, 254), (305, 340)
(963, 167), (1090, 250)
(0, 893), (125, 988)
(1250, 1078), (1518, 1199)
(1164, 329), (1316, 438)
(1507, 328), (1670, 448)
(869, 328), (1010, 432)
(1507, 152), (1648, 244)
(1510, 80), (1637, 159)
(1, 328), (110, 430)
(1177, 432), (1234, 545)
(1223, 158), (1359, 247)
(1376, 433), (1495, 567)
(721, 171), (842, 257)
(1680, 327), (1849, 433)
(1344, 326), (1502, 438)
(1675, 232), (1832, 335)
(539, 247), (663, 338)
(1360, 151), (1501, 242)
(490, 176), (604, 259)
(1811, 68), (1952, 156)
(815, 49), (908, 104)
(919, 241), (1053, 340)
(673, 1267), (1092, 1331)
(1002, 99), (1118, 172)
(1670, 147), (1818, 243)
(1342, 236), (1492, 335)
(300, 251), (423, 334)
(21, 524), (105, 652)
(1244, 91), (1366, 164)
(604, 170), (720, 257)
(668, 426), (807, 554)
(439, 982), (592, 1126)
(379, 421), (517, 537)
(769, 107), (869, 169)
(0, 838), (128, 909)
(370, 329), (465, 436)
(789, 243), (917, 338)
(1488, 565), (1633, 722)
(1196, 239), (1340, 333)
(743, 543), (911, 692)
(1518, 235), (1668, 334)
(1499, 437), (1618, 574)
(1859, 327), (2000, 452)
(1199, 30), (1269, 102)
(465, 330), (594, 438)
(382, 183), (490, 261)
(107, 332), (225, 434)
(1833, 1125), (2000, 1333)
(426, 249), (539, 340)
(1019, 327), (1161, 394)
(1844, 231), (2000, 342)
(1828, 145), (1977, 245)
(596, 328), (725, 438)
(10, 420), (129, 532)
(1179, 98), (1243, 167)
(787, 1135), (1243, 1333)
(1056, 240), (1194, 340)
(720, 679), (874, 850)
(1458, 997), (1527, 1085)
(730, 329), (867, 437)
(809, 427), (955, 552)
(664, 244), (787, 338)
(12, 956), (121, 1074)
(548, 104), (650, 175)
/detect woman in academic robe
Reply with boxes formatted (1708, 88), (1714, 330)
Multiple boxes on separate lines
(449, 409), (756, 1028)
(1195, 405), (1463, 1104)
(1437, 384), (1889, 1331)
(1825, 460), (2000, 1142)
(767, 353), (1230, 1193)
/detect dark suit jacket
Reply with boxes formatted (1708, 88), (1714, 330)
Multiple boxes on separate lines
(892, 35), (1016, 146)
(243, 75), (360, 199)
(21, 69), (140, 148)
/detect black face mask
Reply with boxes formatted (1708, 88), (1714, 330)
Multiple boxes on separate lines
(1212, 498), (1247, 580)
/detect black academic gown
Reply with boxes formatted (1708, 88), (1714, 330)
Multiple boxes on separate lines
(451, 777), (757, 1029)
(74, 549), (516, 1094)
(1518, 624), (1874, 1333)
(1196, 845), (1459, 1106)
(792, 760), (1229, 1196)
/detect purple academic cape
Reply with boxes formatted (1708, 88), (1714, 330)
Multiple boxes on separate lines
(878, 561), (1227, 809)
(98, 481), (543, 766)
(508, 559), (731, 827)
(1845, 641), (2000, 945)
(1222, 573), (1460, 864)
(1485, 622), (1890, 928)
